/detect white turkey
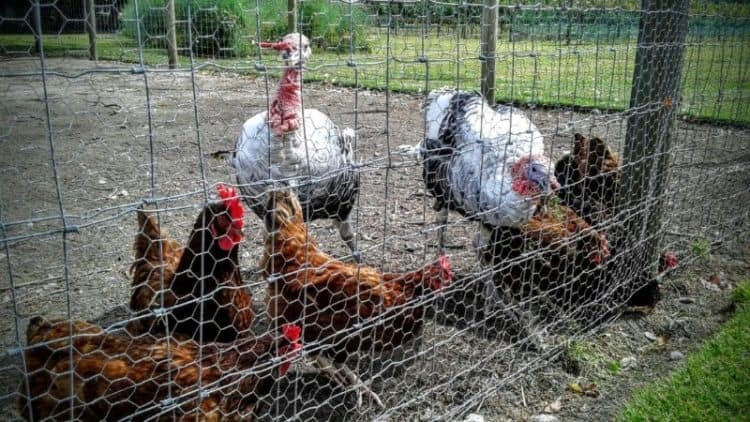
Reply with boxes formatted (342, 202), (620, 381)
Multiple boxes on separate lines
(231, 33), (361, 261)
(418, 88), (562, 346)
(420, 87), (559, 254)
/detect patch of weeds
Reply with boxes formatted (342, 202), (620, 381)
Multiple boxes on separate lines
(562, 340), (600, 376)
(607, 360), (622, 374)
(691, 238), (711, 258)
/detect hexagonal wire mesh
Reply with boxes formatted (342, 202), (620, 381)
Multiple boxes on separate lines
(1, 0), (749, 420)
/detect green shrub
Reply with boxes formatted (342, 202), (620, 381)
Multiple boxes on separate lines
(121, 0), (369, 57)
(252, 0), (370, 52)
(120, 0), (252, 57)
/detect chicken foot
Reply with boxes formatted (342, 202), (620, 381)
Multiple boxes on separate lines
(312, 354), (385, 409)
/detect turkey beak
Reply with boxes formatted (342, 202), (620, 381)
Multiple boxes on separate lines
(259, 41), (304, 68)
(528, 163), (555, 194)
(258, 41), (292, 52)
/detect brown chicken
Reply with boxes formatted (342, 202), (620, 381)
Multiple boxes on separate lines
(483, 199), (611, 321)
(18, 317), (302, 421)
(128, 184), (254, 343)
(482, 133), (667, 328)
(261, 189), (454, 406)
(555, 133), (670, 310)
(554, 133), (622, 226)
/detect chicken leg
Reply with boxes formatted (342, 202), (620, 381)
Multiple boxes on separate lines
(479, 264), (546, 351)
(436, 207), (449, 254)
(332, 218), (361, 263)
(312, 354), (385, 409)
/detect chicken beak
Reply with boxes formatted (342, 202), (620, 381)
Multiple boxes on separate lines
(526, 162), (555, 194)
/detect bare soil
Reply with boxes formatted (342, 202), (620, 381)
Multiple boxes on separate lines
(0, 57), (748, 421)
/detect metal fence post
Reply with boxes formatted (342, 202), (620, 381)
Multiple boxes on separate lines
(481, 0), (498, 103)
(619, 0), (689, 275)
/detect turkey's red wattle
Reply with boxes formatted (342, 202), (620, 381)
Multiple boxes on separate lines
(269, 68), (302, 137)
(511, 178), (540, 196)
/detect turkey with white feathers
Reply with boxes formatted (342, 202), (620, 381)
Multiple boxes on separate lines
(231, 33), (361, 261)
(420, 88), (559, 254)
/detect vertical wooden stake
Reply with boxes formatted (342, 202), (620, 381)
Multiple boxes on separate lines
(166, 0), (178, 69)
(481, 0), (498, 103)
(85, 0), (97, 60)
(288, 0), (297, 33)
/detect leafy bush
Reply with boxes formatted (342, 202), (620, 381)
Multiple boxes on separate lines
(120, 0), (252, 57)
(121, 0), (369, 56)
(253, 0), (370, 52)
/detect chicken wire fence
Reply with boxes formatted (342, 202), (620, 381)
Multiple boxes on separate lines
(1, 0), (749, 420)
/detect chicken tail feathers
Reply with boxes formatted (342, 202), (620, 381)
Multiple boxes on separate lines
(134, 210), (159, 258)
(131, 210), (176, 274)
(128, 209), (182, 326)
(25, 316), (50, 344)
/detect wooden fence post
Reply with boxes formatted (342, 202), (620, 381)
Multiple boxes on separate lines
(165, 0), (178, 69)
(618, 0), (689, 281)
(288, 0), (297, 33)
(85, 0), (97, 60)
(480, 0), (498, 103)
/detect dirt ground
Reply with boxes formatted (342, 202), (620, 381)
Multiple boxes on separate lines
(0, 57), (748, 421)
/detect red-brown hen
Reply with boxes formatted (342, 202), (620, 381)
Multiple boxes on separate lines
(18, 317), (301, 421)
(261, 189), (453, 406)
(128, 184), (253, 343)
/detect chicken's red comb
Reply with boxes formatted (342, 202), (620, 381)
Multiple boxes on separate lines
(216, 184), (244, 226)
(281, 323), (301, 342)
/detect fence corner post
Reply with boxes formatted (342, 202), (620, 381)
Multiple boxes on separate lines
(619, 0), (689, 280)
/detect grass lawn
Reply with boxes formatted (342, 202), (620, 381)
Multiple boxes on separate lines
(619, 283), (750, 421)
(1, 30), (748, 124)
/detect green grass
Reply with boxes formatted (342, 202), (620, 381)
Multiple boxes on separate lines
(619, 283), (750, 421)
(732, 282), (750, 307)
(0, 33), (175, 65)
(1, 29), (748, 124)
